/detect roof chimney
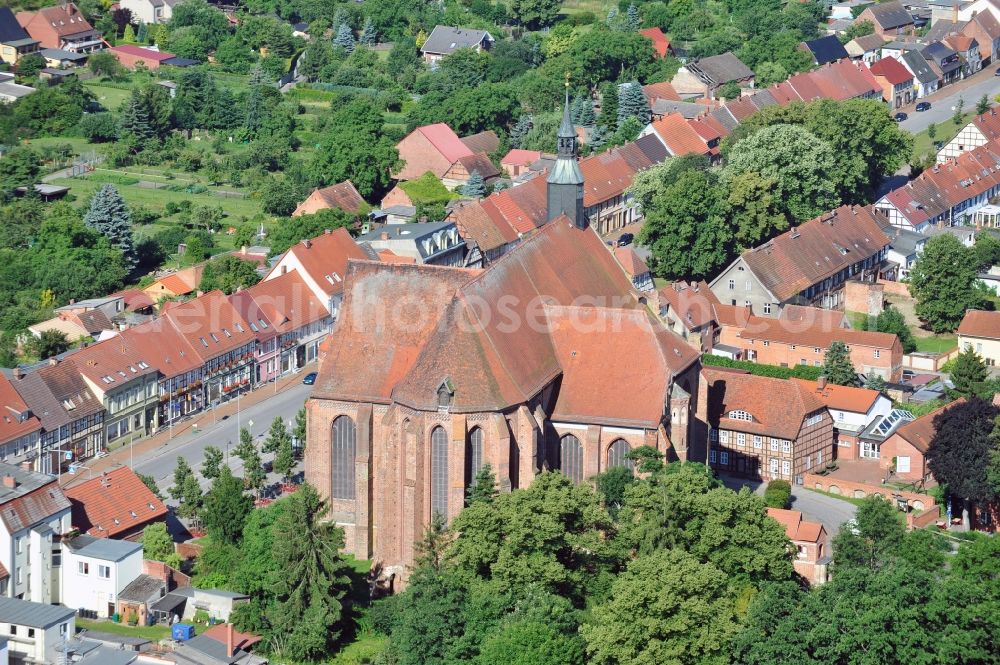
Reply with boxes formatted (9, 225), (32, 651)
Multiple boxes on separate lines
(324, 229), (332, 234)
(302, 239), (312, 249)
(226, 623), (235, 658)
(817, 375), (828, 391)
(380, 232), (390, 241)
(48, 357), (59, 366)
(12, 367), (23, 380)
(2, 475), (16, 489)
(20, 460), (32, 472)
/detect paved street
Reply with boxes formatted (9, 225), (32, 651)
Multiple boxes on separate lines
(719, 474), (857, 537)
(900, 66), (1000, 134)
(62, 371), (314, 497)
(133, 381), (313, 494)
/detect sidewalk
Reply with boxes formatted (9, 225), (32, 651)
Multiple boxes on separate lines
(59, 369), (310, 488)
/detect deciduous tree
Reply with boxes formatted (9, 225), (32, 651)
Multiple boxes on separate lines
(927, 398), (1000, 508)
(201, 445), (224, 480)
(198, 255), (262, 294)
(202, 466), (254, 544)
(910, 234), (982, 333)
(141, 522), (175, 561)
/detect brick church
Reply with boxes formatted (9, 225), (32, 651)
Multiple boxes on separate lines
(305, 95), (702, 577)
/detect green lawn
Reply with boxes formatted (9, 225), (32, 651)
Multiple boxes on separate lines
(83, 82), (132, 112)
(52, 174), (262, 219)
(77, 618), (172, 641)
(330, 635), (389, 665)
(845, 310), (869, 330)
(913, 334), (957, 354)
(912, 110), (975, 161)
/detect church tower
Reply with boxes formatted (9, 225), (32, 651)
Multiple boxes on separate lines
(546, 86), (586, 228)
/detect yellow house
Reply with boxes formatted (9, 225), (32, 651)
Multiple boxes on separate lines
(0, 7), (40, 64)
(957, 310), (1000, 366)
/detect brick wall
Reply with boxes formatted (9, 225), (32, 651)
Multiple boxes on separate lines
(877, 279), (911, 298)
(844, 281), (884, 315)
(804, 472), (935, 512)
(175, 542), (203, 560)
(906, 504), (941, 529)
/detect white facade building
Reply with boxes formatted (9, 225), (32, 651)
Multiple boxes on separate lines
(0, 596), (74, 664)
(61, 536), (142, 619)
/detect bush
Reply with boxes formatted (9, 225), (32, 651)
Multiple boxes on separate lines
(700, 354), (825, 380)
(764, 480), (792, 509)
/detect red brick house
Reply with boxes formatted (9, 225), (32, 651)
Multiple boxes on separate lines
(16, 3), (102, 52)
(292, 180), (366, 217)
(869, 56), (915, 109)
(394, 123), (500, 188)
(64, 466), (168, 541)
(879, 399), (964, 483)
(854, 1), (915, 39)
(700, 368), (835, 482)
(109, 44), (176, 70)
(767, 508), (830, 585)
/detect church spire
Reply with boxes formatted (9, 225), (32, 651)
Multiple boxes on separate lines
(547, 78), (586, 228)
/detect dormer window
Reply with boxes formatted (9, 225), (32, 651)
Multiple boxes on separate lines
(727, 409), (753, 422)
(437, 379), (454, 409)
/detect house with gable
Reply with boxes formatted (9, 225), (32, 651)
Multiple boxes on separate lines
(292, 180), (366, 217)
(708, 205), (892, 316)
(963, 9), (1000, 64)
(419, 26), (493, 66)
(11, 360), (104, 472)
(118, 0), (179, 25)
(0, 7), (39, 65)
(306, 101), (701, 578)
(263, 227), (372, 318)
(791, 377), (893, 462)
(63, 466), (167, 540)
(937, 108), (1000, 163)
(0, 375), (42, 470)
(870, 56), (915, 108)
(844, 33), (886, 64)
(899, 49), (940, 98)
(16, 2), (102, 53)
(230, 270), (332, 379)
(854, 0), (915, 38)
(767, 508), (830, 585)
(639, 27), (671, 58)
(72, 336), (160, 447)
(944, 33), (982, 75)
(923, 41), (964, 85)
(957, 309), (1000, 366)
(799, 35), (850, 65)
(699, 369), (835, 482)
(0, 463), (72, 603)
(671, 52), (755, 99)
(118, 317), (202, 425)
(879, 400), (963, 483)
(395, 123), (500, 188)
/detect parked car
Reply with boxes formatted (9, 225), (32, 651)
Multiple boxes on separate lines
(995, 66), (1000, 76)
(915, 101), (931, 112)
(894, 112), (908, 122)
(617, 232), (634, 246)
(302, 372), (317, 385)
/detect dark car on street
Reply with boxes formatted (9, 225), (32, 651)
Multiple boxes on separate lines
(894, 112), (907, 122)
(302, 372), (317, 385)
(617, 232), (634, 246)
(915, 102), (931, 112)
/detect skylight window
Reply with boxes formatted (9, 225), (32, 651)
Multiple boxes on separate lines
(210, 333), (219, 343)
(235, 323), (244, 333)
(138, 361), (149, 369)
(199, 337), (209, 347)
(223, 329), (231, 338)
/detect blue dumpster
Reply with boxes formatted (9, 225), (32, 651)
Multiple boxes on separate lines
(172, 624), (195, 641)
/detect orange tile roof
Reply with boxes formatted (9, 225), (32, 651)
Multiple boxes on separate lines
(202, 624), (263, 652)
(639, 27), (671, 57)
(613, 247), (650, 277)
(118, 318), (201, 379)
(161, 291), (255, 362)
(275, 227), (370, 298)
(548, 305), (698, 427)
(738, 316), (899, 351)
(957, 310), (1000, 340)
(659, 281), (720, 330)
(237, 271), (328, 334)
(501, 149), (541, 166)
(297, 180), (365, 215)
(870, 56), (913, 86)
(376, 249), (417, 264)
(642, 80), (681, 102)
(790, 378), (882, 414)
(973, 108), (1000, 140)
(64, 466), (167, 538)
(767, 508), (825, 543)
(71, 335), (158, 390)
(893, 398), (965, 453)
(415, 123), (474, 163)
(0, 374), (41, 444)
(703, 368), (828, 439)
(647, 113), (709, 157)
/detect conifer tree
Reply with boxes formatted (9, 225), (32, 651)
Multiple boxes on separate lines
(823, 341), (859, 387)
(136, 21), (147, 44)
(333, 23), (355, 53)
(579, 95), (597, 126)
(571, 92), (586, 123)
(467, 463), (498, 505)
(617, 81), (650, 127)
(84, 184), (137, 272)
(606, 7), (618, 27)
(273, 432), (295, 481)
(625, 3), (641, 31)
(122, 23), (136, 43)
(293, 407), (307, 452)
(588, 124), (608, 151)
(599, 81), (619, 129)
(462, 170), (486, 198)
(950, 347), (989, 398)
(510, 114), (532, 148)
(359, 18), (377, 46)
(119, 92), (155, 147)
(244, 65), (268, 137)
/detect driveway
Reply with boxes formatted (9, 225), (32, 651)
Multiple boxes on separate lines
(718, 474), (857, 537)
